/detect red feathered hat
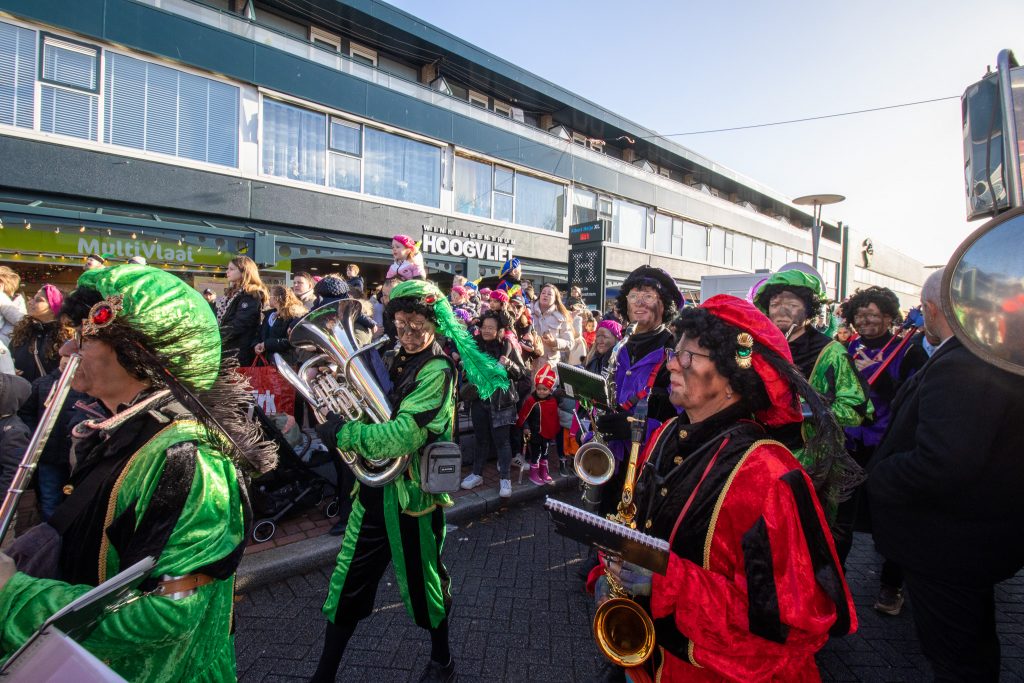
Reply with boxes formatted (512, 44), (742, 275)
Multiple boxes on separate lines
(535, 364), (557, 389)
(699, 294), (801, 427)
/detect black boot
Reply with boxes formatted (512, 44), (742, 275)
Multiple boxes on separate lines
(417, 657), (456, 683)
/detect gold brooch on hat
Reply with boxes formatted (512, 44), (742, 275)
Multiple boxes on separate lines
(83, 294), (124, 337)
(735, 332), (754, 369)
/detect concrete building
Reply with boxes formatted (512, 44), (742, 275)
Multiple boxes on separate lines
(0, 0), (925, 306)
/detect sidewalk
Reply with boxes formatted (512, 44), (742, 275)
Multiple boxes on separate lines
(235, 460), (579, 592)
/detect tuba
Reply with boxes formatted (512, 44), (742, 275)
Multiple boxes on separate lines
(573, 323), (636, 502)
(273, 299), (407, 487)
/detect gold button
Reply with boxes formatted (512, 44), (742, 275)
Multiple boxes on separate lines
(63, 484), (74, 495)
(645, 520), (652, 529)
(673, 456), (683, 465)
(660, 487), (668, 497)
(678, 430), (688, 440)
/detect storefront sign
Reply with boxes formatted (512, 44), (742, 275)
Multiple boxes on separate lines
(0, 225), (238, 267)
(421, 225), (514, 262)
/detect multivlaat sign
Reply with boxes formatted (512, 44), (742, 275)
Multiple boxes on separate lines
(421, 225), (514, 263)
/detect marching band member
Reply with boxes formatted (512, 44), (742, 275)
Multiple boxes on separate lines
(592, 266), (680, 519)
(0, 265), (276, 681)
(310, 280), (508, 683)
(594, 295), (856, 682)
(753, 270), (870, 521)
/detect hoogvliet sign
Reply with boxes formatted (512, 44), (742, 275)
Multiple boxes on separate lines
(421, 225), (514, 262)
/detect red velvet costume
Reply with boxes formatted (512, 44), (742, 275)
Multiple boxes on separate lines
(589, 295), (856, 682)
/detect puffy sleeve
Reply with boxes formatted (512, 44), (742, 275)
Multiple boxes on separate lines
(0, 443), (243, 663)
(812, 342), (873, 429)
(650, 452), (853, 680)
(337, 358), (453, 459)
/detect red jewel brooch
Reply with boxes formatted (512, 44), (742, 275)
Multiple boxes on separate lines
(83, 294), (124, 337)
(424, 294), (437, 305)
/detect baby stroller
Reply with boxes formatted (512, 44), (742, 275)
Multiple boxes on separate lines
(248, 406), (341, 543)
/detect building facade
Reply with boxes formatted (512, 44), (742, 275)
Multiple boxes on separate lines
(0, 0), (925, 306)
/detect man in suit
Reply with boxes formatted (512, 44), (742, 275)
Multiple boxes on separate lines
(868, 268), (1024, 681)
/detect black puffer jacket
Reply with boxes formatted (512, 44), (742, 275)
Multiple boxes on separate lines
(18, 367), (90, 467)
(220, 291), (264, 367)
(0, 373), (31, 495)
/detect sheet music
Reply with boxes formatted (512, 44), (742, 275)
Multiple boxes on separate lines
(545, 497), (670, 574)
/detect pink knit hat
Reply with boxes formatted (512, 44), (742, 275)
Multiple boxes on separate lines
(451, 285), (468, 297)
(392, 234), (416, 250)
(489, 290), (509, 303)
(40, 284), (63, 317)
(597, 319), (623, 339)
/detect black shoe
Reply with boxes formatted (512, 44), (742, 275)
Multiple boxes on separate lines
(559, 458), (571, 478)
(328, 516), (348, 536)
(417, 657), (456, 683)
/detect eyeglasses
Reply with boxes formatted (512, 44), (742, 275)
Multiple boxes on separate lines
(394, 320), (429, 336)
(666, 347), (712, 369)
(626, 291), (659, 306)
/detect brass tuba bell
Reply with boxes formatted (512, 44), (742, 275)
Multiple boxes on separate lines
(273, 299), (408, 487)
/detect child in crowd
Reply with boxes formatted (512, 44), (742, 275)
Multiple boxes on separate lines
(516, 365), (561, 486)
(488, 289), (509, 314)
(385, 234), (426, 281)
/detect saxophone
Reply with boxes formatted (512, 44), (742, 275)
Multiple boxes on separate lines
(573, 322), (636, 501)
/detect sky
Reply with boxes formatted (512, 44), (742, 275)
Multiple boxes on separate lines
(385, 0), (1024, 266)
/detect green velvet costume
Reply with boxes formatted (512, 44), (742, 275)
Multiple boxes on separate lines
(322, 280), (508, 630)
(0, 420), (243, 681)
(0, 265), (272, 681)
(755, 270), (872, 517)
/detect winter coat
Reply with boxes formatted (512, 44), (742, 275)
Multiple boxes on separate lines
(0, 292), (26, 348)
(219, 291), (264, 368)
(18, 368), (89, 467)
(0, 373), (31, 495)
(254, 310), (297, 365)
(10, 318), (64, 383)
(533, 306), (573, 367)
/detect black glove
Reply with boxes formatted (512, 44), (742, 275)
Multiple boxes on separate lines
(595, 411), (631, 441)
(315, 411), (346, 453)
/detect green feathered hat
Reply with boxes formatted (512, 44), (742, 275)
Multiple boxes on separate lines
(753, 269), (840, 337)
(389, 279), (510, 400)
(753, 269), (827, 312)
(77, 265), (222, 392)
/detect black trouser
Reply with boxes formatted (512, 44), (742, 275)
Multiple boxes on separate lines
(903, 571), (1000, 682)
(528, 435), (553, 466)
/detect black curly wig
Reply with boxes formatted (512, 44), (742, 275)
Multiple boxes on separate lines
(839, 286), (902, 326)
(385, 295), (438, 324)
(60, 286), (277, 476)
(671, 309), (771, 415)
(61, 286), (156, 384)
(671, 307), (861, 505)
(616, 277), (679, 326)
(478, 309), (512, 331)
(754, 283), (818, 320)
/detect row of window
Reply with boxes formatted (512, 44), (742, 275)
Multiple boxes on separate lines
(0, 18), (828, 275)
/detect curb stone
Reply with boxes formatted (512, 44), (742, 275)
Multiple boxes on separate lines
(235, 474), (579, 592)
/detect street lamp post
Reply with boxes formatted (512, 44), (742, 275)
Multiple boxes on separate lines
(793, 193), (845, 272)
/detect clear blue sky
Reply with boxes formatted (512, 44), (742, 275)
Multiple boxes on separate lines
(387, 0), (1024, 266)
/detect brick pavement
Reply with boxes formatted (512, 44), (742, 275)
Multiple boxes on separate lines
(234, 491), (1024, 682)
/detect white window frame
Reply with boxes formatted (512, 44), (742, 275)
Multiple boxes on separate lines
(310, 27), (341, 52)
(467, 89), (488, 109)
(658, 167), (671, 178)
(492, 99), (512, 118)
(571, 131), (587, 147)
(588, 139), (605, 153)
(348, 42), (377, 67)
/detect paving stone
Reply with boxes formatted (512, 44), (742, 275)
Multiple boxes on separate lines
(235, 498), (1024, 682)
